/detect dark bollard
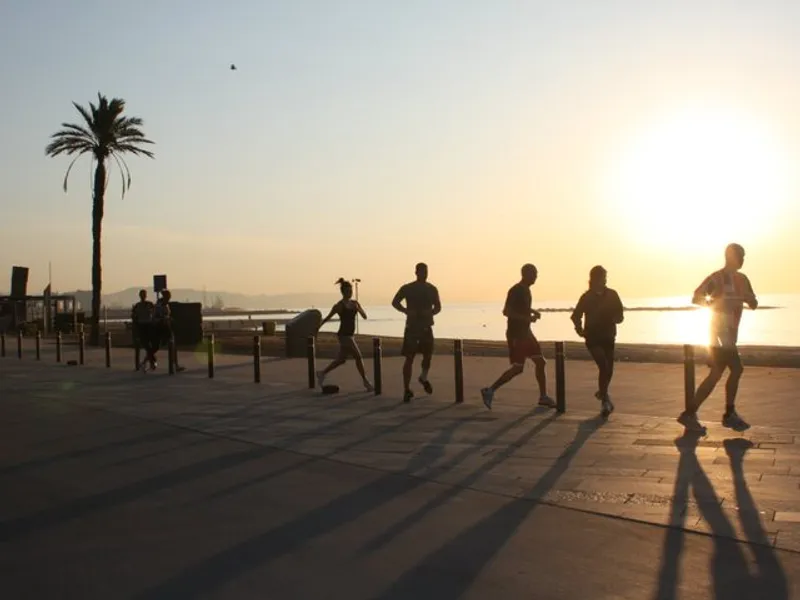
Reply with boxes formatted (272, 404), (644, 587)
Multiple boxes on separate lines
(56, 332), (62, 363)
(168, 337), (176, 375)
(35, 330), (41, 361)
(78, 330), (85, 365)
(17, 330), (23, 360)
(0, 333), (5, 357)
(253, 335), (261, 383)
(307, 336), (316, 389)
(454, 339), (464, 404)
(207, 334), (215, 379)
(683, 344), (695, 412)
(555, 341), (566, 414)
(105, 332), (112, 368)
(373, 337), (382, 395)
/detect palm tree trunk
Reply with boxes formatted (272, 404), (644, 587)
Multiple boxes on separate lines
(90, 159), (106, 347)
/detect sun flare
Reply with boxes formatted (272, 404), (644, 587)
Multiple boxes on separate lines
(604, 108), (790, 252)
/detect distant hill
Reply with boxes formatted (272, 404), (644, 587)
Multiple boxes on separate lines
(61, 287), (338, 311)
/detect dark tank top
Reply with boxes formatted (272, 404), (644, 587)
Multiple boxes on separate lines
(338, 301), (358, 337)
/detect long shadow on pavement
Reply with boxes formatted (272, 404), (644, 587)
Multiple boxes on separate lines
(359, 406), (555, 555)
(133, 408), (552, 599)
(370, 415), (604, 600)
(653, 434), (788, 600)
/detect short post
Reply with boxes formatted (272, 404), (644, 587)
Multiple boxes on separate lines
(454, 339), (464, 404)
(207, 334), (215, 379)
(555, 341), (566, 414)
(0, 332), (5, 357)
(683, 344), (695, 412)
(253, 335), (261, 383)
(105, 332), (112, 368)
(372, 337), (382, 395)
(35, 330), (41, 361)
(168, 336), (176, 375)
(56, 331), (62, 363)
(17, 330), (23, 360)
(78, 329), (85, 365)
(307, 336), (316, 389)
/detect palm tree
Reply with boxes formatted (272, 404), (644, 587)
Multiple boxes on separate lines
(46, 93), (154, 346)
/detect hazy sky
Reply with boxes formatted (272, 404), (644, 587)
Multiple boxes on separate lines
(2, 1), (799, 303)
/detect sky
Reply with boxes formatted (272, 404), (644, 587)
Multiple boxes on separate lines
(2, 1), (800, 304)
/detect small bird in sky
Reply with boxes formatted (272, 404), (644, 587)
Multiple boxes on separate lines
(230, 64), (237, 71)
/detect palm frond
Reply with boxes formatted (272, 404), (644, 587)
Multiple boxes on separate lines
(111, 153), (131, 199)
(63, 152), (90, 192)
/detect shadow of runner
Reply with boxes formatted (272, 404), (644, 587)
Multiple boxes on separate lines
(0, 445), (275, 543)
(370, 416), (604, 600)
(652, 435), (788, 600)
(134, 409), (550, 599)
(359, 407), (556, 555)
(194, 403), (457, 504)
(724, 438), (788, 599)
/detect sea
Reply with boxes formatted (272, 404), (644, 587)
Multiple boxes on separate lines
(301, 294), (800, 348)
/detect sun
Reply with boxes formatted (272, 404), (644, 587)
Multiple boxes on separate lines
(602, 108), (790, 252)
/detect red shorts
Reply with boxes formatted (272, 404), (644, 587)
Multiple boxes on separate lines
(507, 335), (543, 365)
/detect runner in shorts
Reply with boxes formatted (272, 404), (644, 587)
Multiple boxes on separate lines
(316, 278), (374, 391)
(571, 265), (624, 417)
(678, 243), (757, 434)
(392, 263), (441, 403)
(481, 264), (555, 410)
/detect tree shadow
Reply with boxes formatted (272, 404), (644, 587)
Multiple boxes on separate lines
(133, 409), (551, 599)
(369, 415), (604, 600)
(652, 434), (788, 600)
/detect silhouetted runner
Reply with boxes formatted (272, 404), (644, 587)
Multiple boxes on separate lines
(154, 290), (184, 372)
(678, 243), (758, 435)
(131, 289), (154, 371)
(316, 278), (374, 391)
(570, 265), (624, 418)
(481, 264), (555, 410)
(392, 263), (441, 403)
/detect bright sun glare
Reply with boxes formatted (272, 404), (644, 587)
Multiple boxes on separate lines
(605, 108), (790, 251)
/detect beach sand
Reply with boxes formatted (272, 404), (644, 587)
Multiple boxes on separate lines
(194, 331), (800, 369)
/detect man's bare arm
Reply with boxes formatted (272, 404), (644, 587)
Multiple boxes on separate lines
(391, 287), (407, 314)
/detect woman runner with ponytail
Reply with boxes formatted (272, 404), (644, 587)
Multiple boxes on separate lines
(316, 278), (374, 391)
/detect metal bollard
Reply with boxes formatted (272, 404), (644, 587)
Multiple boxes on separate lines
(307, 336), (316, 389)
(105, 332), (112, 368)
(454, 339), (464, 403)
(168, 337), (176, 375)
(253, 335), (261, 383)
(17, 330), (23, 360)
(78, 330), (85, 365)
(555, 341), (566, 414)
(56, 332), (62, 363)
(683, 344), (695, 412)
(0, 333), (5, 357)
(35, 330), (41, 361)
(207, 334), (215, 379)
(372, 337), (382, 395)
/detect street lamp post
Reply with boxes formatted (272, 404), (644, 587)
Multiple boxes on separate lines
(352, 278), (361, 334)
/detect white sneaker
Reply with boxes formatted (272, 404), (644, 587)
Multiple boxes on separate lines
(481, 387), (494, 410)
(363, 379), (374, 392)
(538, 395), (556, 408)
(316, 370), (325, 388)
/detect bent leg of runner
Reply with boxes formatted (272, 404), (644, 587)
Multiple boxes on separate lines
(401, 329), (417, 399)
(345, 337), (373, 390)
(587, 342), (612, 398)
(418, 328), (434, 393)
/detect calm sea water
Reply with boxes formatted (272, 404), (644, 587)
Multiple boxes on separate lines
(308, 294), (800, 347)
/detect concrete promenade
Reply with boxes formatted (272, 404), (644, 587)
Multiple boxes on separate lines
(1, 344), (800, 598)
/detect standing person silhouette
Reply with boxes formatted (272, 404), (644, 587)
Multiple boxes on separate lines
(570, 265), (624, 417)
(481, 264), (555, 410)
(316, 278), (374, 391)
(131, 289), (154, 371)
(392, 263), (441, 403)
(678, 243), (758, 435)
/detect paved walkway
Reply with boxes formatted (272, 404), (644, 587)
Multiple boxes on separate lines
(2, 350), (800, 597)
